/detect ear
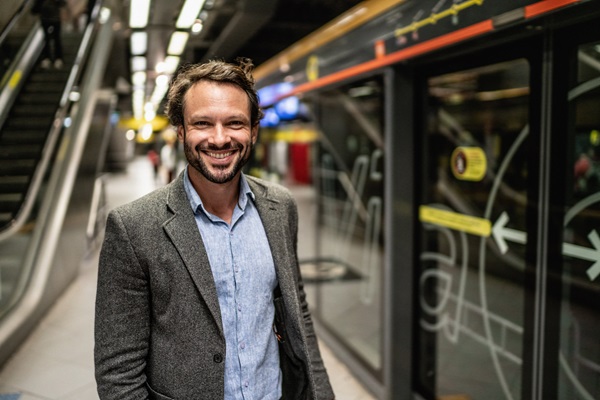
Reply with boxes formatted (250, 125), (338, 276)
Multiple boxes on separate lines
(177, 125), (185, 142)
(251, 124), (259, 145)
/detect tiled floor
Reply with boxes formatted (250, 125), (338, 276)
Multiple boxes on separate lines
(0, 156), (375, 400)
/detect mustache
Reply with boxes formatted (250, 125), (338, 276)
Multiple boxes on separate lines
(197, 142), (244, 152)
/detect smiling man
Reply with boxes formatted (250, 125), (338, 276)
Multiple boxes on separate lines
(94, 58), (334, 400)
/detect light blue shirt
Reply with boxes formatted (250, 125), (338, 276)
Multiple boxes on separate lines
(183, 169), (282, 400)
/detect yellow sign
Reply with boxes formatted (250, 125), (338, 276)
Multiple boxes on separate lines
(419, 205), (491, 237)
(9, 70), (22, 89)
(119, 116), (170, 131)
(306, 55), (319, 82)
(451, 146), (487, 181)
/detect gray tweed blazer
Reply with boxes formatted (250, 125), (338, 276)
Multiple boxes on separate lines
(94, 172), (333, 400)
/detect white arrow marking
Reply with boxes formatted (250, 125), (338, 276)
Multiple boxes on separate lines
(492, 211), (527, 254)
(563, 230), (600, 281)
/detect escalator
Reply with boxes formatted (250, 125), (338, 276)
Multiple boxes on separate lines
(0, 2), (115, 366)
(0, 31), (82, 230)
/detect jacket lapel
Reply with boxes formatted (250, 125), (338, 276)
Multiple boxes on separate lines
(162, 174), (224, 336)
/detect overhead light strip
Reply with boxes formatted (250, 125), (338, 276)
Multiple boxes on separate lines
(176, 0), (207, 28)
(168, 31), (189, 55)
(130, 0), (151, 28)
(130, 31), (147, 55)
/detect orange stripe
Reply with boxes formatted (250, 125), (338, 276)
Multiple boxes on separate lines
(288, 20), (493, 98)
(273, 0), (578, 101)
(525, 0), (579, 18)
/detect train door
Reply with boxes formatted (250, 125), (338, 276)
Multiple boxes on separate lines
(415, 38), (539, 400)
(553, 17), (600, 400)
(413, 14), (600, 399)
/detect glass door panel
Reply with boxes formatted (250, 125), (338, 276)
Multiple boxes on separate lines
(417, 59), (530, 400)
(559, 40), (600, 400)
(310, 76), (385, 374)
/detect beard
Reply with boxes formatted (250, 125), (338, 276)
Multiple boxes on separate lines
(184, 139), (253, 184)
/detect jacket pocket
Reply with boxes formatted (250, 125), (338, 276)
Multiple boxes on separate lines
(147, 382), (176, 400)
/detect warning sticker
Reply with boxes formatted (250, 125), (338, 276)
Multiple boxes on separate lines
(419, 205), (491, 237)
(451, 146), (487, 181)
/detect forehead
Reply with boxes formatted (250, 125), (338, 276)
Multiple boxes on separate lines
(183, 80), (250, 115)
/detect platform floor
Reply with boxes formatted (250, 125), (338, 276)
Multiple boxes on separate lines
(0, 156), (375, 400)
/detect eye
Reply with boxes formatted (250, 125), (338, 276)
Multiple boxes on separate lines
(193, 120), (210, 127)
(228, 120), (246, 128)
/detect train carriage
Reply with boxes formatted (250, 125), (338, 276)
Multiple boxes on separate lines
(253, 1), (600, 399)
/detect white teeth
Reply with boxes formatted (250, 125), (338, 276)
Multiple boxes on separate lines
(207, 151), (233, 159)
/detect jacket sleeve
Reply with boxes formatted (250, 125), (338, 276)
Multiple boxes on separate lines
(94, 209), (150, 400)
(288, 197), (335, 399)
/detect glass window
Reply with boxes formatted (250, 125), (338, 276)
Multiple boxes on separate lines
(558, 40), (600, 400)
(304, 76), (385, 374)
(417, 59), (530, 399)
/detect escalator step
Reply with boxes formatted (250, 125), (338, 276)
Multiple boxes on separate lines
(0, 159), (36, 175)
(22, 82), (65, 93)
(0, 131), (47, 144)
(17, 92), (62, 104)
(11, 105), (59, 118)
(0, 193), (23, 212)
(0, 176), (29, 192)
(0, 212), (13, 226)
(3, 118), (53, 130)
(0, 144), (43, 159)
(29, 72), (70, 83)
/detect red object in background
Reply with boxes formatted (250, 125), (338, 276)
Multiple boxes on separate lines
(574, 155), (590, 178)
(289, 143), (311, 184)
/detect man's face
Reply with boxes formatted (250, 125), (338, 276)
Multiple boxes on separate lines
(178, 80), (257, 184)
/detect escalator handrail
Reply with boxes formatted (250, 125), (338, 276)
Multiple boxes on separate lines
(0, 10), (101, 243)
(0, 0), (35, 49)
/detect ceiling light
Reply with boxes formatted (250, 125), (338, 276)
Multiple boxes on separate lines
(130, 31), (147, 55)
(176, 0), (206, 29)
(164, 56), (180, 74)
(133, 89), (145, 119)
(167, 31), (189, 55)
(129, 0), (151, 28)
(131, 56), (147, 72)
(191, 21), (203, 34)
(132, 71), (147, 88)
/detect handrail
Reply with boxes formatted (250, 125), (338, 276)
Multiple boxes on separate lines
(0, 0), (35, 49)
(0, 9), (100, 243)
(0, 21), (43, 127)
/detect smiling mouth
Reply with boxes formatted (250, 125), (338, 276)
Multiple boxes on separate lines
(206, 151), (234, 159)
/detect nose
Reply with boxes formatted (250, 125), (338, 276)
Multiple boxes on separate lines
(209, 123), (231, 147)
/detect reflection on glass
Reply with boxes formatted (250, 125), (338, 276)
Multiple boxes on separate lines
(308, 77), (385, 373)
(417, 59), (529, 400)
(559, 41), (600, 400)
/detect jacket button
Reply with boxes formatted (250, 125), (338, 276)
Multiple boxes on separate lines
(213, 353), (223, 363)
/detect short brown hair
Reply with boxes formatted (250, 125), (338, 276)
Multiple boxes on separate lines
(165, 58), (264, 128)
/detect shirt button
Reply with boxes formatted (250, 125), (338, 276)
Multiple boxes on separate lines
(237, 305), (242, 312)
(213, 353), (223, 363)
(240, 342), (245, 350)
(244, 381), (249, 388)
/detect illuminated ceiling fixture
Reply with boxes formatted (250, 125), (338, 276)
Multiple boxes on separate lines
(164, 56), (180, 74)
(167, 31), (189, 55)
(176, 0), (207, 29)
(129, 0), (151, 28)
(191, 20), (203, 34)
(131, 56), (147, 72)
(132, 71), (147, 88)
(130, 31), (147, 55)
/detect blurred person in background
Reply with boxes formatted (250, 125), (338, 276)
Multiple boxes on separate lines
(32, 0), (66, 69)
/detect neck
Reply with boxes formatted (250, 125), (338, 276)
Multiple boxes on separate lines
(188, 166), (241, 224)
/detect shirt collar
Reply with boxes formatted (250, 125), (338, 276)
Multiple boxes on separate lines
(183, 166), (255, 216)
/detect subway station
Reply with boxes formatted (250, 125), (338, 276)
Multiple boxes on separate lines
(0, 0), (600, 399)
